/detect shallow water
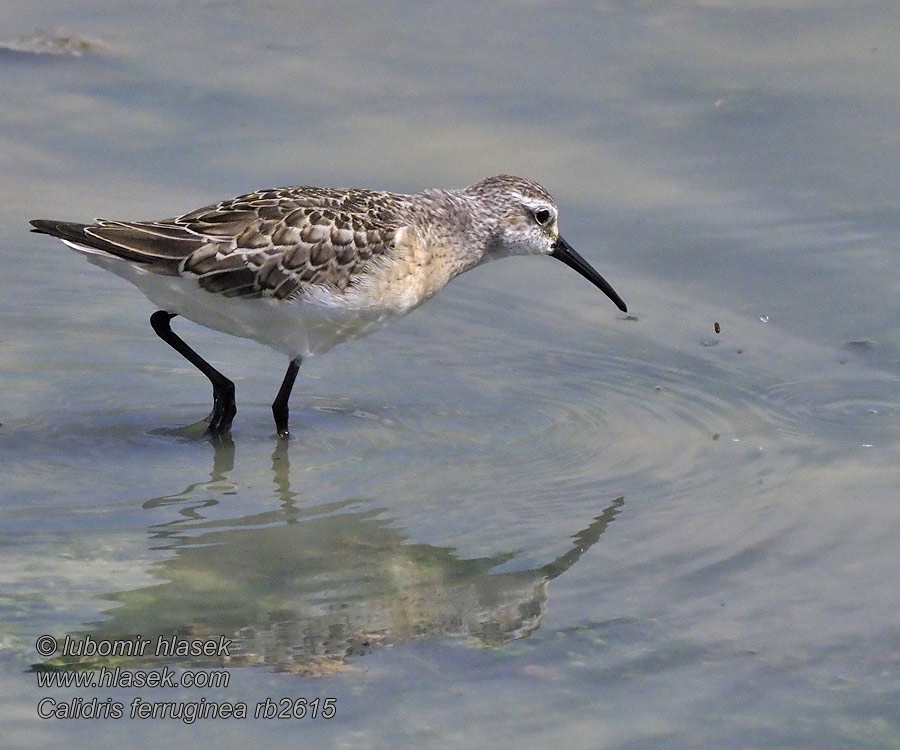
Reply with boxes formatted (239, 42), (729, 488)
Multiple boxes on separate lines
(2, 1), (900, 748)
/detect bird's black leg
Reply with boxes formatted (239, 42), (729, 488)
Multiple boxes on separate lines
(149, 311), (236, 435)
(272, 358), (302, 437)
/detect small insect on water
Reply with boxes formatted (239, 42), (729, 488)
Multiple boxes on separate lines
(714, 322), (721, 334)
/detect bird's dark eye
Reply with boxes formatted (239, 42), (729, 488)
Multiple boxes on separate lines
(533, 208), (553, 226)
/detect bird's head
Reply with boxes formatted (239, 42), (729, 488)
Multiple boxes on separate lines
(464, 175), (627, 313)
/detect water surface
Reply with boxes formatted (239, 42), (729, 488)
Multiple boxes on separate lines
(2, 1), (899, 748)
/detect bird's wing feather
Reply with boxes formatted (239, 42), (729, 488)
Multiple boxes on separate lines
(32, 186), (410, 299)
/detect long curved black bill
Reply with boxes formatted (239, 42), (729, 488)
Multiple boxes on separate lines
(551, 236), (627, 313)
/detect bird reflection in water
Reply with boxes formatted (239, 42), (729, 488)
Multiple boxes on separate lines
(37, 440), (623, 676)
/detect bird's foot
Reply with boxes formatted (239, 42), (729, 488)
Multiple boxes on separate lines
(206, 384), (236, 435)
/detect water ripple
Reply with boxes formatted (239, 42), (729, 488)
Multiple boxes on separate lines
(759, 371), (899, 446)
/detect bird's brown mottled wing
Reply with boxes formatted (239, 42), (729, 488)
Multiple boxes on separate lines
(43, 186), (410, 300)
